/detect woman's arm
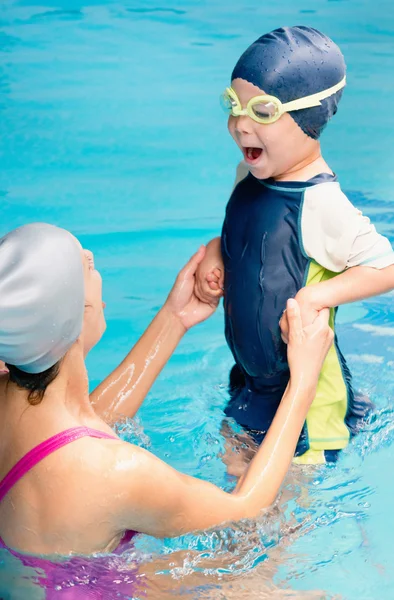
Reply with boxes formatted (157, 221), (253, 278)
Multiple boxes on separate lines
(90, 247), (219, 423)
(111, 300), (333, 537)
(90, 307), (185, 422)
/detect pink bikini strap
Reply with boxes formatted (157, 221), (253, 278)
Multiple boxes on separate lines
(0, 427), (117, 504)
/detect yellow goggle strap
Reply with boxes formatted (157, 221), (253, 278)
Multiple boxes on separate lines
(282, 76), (347, 112)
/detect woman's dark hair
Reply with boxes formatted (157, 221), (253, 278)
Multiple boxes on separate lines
(5, 361), (61, 405)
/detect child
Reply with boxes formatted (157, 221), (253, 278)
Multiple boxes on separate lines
(195, 26), (394, 464)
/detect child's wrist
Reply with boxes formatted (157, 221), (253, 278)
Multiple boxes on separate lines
(296, 284), (327, 311)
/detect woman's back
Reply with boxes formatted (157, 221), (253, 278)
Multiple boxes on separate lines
(0, 372), (132, 555)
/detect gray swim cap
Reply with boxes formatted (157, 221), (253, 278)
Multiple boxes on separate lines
(0, 223), (85, 374)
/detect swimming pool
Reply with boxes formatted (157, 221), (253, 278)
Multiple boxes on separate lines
(1, 0), (394, 597)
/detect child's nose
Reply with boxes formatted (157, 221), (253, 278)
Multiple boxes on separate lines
(235, 114), (253, 135)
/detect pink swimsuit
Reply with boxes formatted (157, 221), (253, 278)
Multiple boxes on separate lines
(0, 426), (139, 599)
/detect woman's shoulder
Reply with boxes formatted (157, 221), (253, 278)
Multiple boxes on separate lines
(101, 440), (179, 508)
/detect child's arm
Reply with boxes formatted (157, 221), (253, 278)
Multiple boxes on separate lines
(281, 182), (394, 339)
(292, 264), (394, 336)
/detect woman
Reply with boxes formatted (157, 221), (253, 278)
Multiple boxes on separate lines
(0, 223), (333, 557)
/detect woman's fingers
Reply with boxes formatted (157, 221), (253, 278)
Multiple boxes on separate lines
(283, 302), (331, 345)
(305, 308), (333, 348)
(279, 309), (289, 344)
(178, 246), (206, 281)
(286, 299), (303, 345)
(304, 308), (331, 337)
(312, 307), (330, 328)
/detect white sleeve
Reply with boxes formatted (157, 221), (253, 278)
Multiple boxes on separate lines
(301, 182), (394, 272)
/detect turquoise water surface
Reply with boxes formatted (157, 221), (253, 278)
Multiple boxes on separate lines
(1, 0), (394, 598)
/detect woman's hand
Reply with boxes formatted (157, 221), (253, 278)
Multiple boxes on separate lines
(279, 286), (321, 344)
(285, 298), (333, 394)
(164, 246), (220, 331)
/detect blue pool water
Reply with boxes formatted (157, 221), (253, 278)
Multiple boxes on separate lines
(1, 0), (394, 598)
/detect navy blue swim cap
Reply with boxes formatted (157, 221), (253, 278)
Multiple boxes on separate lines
(231, 26), (346, 139)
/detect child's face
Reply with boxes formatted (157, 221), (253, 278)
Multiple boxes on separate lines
(228, 78), (319, 180)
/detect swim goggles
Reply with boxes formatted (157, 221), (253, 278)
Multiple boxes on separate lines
(220, 76), (346, 124)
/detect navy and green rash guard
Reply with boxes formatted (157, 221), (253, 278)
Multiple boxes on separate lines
(221, 167), (394, 463)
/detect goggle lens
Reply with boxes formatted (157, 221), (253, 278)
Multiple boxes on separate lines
(220, 91), (237, 114)
(250, 100), (279, 122)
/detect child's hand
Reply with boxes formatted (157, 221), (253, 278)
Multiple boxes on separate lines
(195, 264), (224, 304)
(206, 267), (224, 292)
(280, 286), (323, 344)
(165, 245), (220, 330)
(194, 237), (224, 305)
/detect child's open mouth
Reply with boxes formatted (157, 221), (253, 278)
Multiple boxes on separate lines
(243, 147), (263, 164)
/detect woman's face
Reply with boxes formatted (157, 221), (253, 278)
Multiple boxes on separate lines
(81, 249), (106, 356)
